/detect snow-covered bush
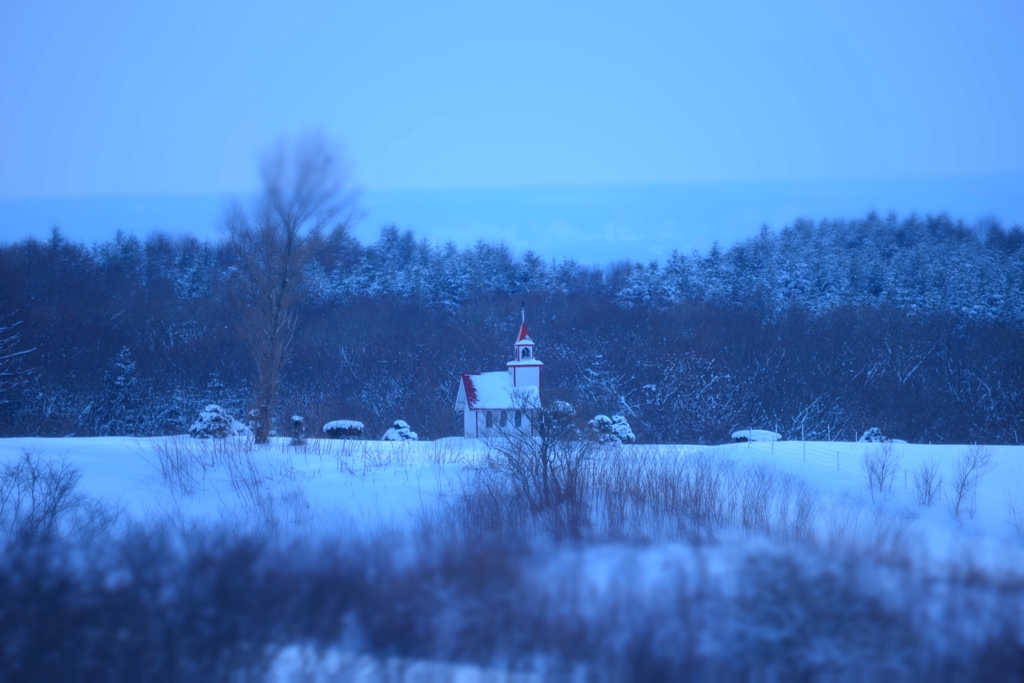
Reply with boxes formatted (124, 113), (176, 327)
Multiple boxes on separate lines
(859, 427), (888, 443)
(551, 400), (576, 418)
(382, 420), (418, 441)
(589, 414), (636, 444)
(157, 407), (185, 435)
(731, 429), (782, 443)
(289, 415), (306, 446)
(858, 428), (908, 444)
(188, 404), (248, 439)
(545, 400), (578, 435)
(323, 420), (364, 439)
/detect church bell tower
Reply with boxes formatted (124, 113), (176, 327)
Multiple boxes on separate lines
(507, 304), (543, 393)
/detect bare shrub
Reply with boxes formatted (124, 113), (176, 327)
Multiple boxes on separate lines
(222, 447), (300, 528)
(913, 458), (943, 507)
(487, 424), (595, 517)
(821, 497), (916, 556)
(427, 439), (469, 469)
(442, 443), (825, 547)
(861, 442), (902, 503)
(675, 450), (733, 539)
(0, 450), (116, 546)
(4, 512), (1024, 679)
(290, 435), (341, 459)
(484, 396), (599, 530)
(148, 434), (255, 496)
(224, 449), (273, 520)
(788, 482), (818, 542)
(866, 507), (917, 555)
(948, 445), (994, 523)
(149, 435), (207, 496)
(1006, 488), (1024, 540)
(590, 447), (736, 543)
(288, 437), (358, 475)
(353, 439), (416, 474)
(740, 461), (778, 534)
(149, 434), (300, 528)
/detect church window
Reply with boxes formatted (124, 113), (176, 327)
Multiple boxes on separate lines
(521, 347), (530, 359)
(515, 410), (522, 427)
(486, 411), (493, 428)
(500, 410), (508, 427)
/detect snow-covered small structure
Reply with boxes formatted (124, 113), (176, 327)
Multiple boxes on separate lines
(290, 415), (306, 445)
(382, 420), (418, 441)
(188, 404), (249, 439)
(590, 414), (636, 444)
(859, 427), (888, 443)
(454, 308), (542, 438)
(323, 420), (365, 439)
(732, 429), (782, 443)
(858, 428), (908, 444)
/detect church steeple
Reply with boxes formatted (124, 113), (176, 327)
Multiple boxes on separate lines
(513, 302), (535, 361)
(508, 303), (542, 391)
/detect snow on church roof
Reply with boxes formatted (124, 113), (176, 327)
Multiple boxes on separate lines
(459, 372), (539, 410)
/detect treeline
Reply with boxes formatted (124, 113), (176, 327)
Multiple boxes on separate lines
(0, 213), (1022, 444)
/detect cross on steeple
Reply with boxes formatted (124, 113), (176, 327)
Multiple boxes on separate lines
(512, 305), (536, 365)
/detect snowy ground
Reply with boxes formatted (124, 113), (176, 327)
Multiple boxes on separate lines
(728, 438), (1024, 561)
(0, 436), (459, 527)
(1, 435), (1021, 548)
(3, 435), (1024, 678)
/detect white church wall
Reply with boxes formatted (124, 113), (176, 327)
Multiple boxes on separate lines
(511, 365), (540, 389)
(466, 408), (536, 439)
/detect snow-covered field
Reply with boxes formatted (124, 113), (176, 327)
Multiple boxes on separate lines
(0, 435), (482, 533)
(2, 435), (1021, 547)
(3, 435), (1024, 678)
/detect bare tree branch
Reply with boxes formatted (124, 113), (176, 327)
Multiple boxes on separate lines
(226, 134), (356, 443)
(0, 305), (35, 400)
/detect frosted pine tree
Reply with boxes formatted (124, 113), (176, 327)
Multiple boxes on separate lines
(99, 346), (144, 435)
(173, 238), (216, 300)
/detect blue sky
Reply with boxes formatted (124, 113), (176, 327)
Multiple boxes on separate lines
(1, 1), (1022, 261)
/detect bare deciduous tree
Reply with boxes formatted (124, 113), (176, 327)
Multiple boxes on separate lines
(862, 441), (901, 503)
(226, 134), (356, 444)
(912, 458), (942, 507)
(948, 445), (994, 524)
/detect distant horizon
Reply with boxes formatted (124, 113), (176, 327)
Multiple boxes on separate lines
(2, 173), (1022, 265)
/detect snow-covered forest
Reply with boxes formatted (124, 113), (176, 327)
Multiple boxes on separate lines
(1, 212), (1022, 444)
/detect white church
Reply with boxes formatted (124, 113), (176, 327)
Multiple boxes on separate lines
(454, 311), (542, 438)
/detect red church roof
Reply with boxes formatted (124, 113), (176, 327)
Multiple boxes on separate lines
(460, 373), (479, 408)
(516, 322), (531, 343)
